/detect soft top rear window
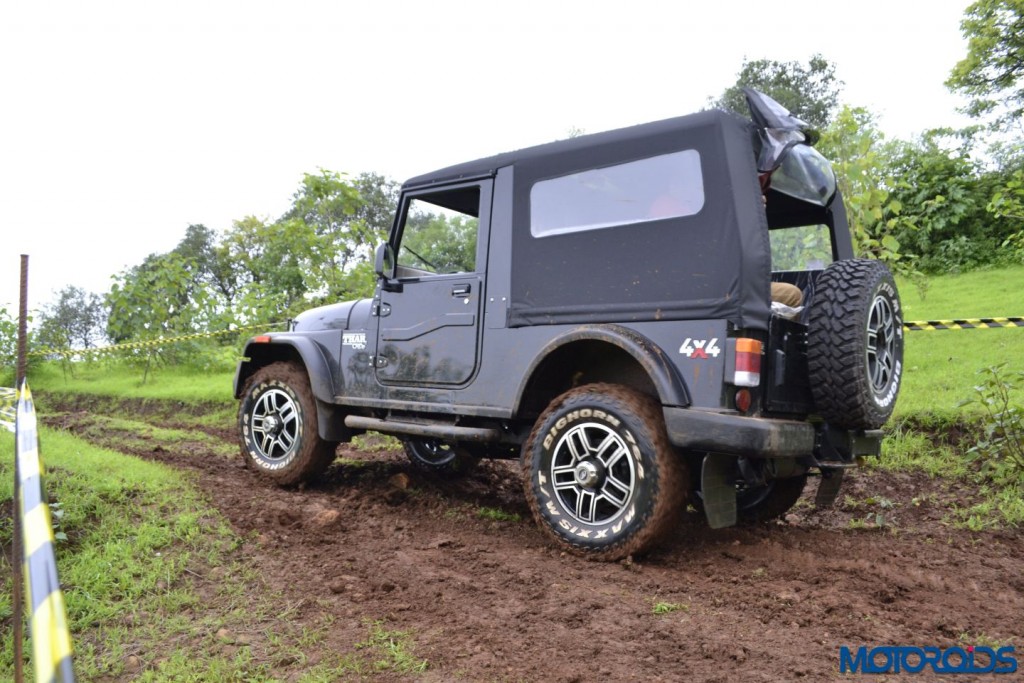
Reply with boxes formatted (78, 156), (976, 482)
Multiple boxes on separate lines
(530, 149), (704, 238)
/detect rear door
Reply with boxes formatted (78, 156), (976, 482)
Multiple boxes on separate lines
(374, 180), (491, 387)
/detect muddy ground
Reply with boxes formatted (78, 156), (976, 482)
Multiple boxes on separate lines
(42, 396), (1024, 682)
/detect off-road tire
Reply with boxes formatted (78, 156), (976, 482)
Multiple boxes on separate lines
(238, 362), (336, 485)
(807, 259), (903, 429)
(522, 383), (687, 560)
(737, 475), (807, 523)
(403, 439), (477, 476)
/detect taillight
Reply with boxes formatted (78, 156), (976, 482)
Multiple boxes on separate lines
(734, 338), (762, 387)
(252, 335), (272, 344)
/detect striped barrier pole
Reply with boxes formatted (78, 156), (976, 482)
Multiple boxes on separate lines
(15, 383), (75, 683)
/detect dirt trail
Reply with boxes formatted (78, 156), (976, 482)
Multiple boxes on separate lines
(43, 397), (1024, 682)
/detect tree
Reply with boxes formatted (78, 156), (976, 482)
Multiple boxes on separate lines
(988, 168), (1024, 262)
(221, 215), (320, 322)
(352, 172), (400, 236)
(107, 252), (210, 342)
(282, 169), (368, 288)
(0, 306), (16, 370)
(711, 54), (843, 129)
(885, 129), (1014, 272)
(816, 106), (908, 266)
(947, 0), (1024, 130)
(172, 224), (218, 280)
(402, 212), (478, 274)
(278, 169), (396, 305)
(36, 286), (107, 352)
(106, 252), (219, 380)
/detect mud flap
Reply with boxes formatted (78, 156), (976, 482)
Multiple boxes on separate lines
(814, 467), (845, 509)
(701, 453), (737, 529)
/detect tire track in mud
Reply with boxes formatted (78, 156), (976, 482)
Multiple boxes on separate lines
(41, 395), (1024, 682)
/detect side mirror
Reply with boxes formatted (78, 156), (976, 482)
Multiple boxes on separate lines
(374, 243), (402, 292)
(374, 243), (395, 279)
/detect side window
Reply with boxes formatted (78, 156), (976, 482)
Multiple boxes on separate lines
(397, 186), (480, 276)
(530, 149), (704, 237)
(769, 225), (834, 271)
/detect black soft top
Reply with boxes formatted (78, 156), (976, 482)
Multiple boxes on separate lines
(403, 110), (746, 189)
(404, 110), (812, 333)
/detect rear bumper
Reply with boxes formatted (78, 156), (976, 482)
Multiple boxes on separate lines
(663, 407), (884, 460)
(663, 407), (816, 458)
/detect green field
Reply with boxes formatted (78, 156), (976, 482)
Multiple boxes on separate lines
(896, 265), (1024, 418)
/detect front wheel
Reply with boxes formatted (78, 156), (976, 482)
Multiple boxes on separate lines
(522, 383), (687, 560)
(239, 362), (336, 485)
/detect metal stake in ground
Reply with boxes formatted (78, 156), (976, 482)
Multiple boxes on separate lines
(13, 254), (28, 682)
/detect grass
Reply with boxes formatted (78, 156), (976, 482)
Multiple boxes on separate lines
(873, 428), (970, 479)
(0, 427), (238, 679)
(895, 264), (1024, 419)
(476, 506), (522, 523)
(879, 266), (1024, 528)
(12, 359), (235, 404)
(0, 428), (430, 680)
(652, 601), (688, 615)
(59, 412), (238, 460)
(950, 485), (1024, 531)
(357, 621), (429, 675)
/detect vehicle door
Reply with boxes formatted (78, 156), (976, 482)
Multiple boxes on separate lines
(373, 180), (491, 387)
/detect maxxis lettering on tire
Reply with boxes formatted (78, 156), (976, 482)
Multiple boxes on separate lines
(238, 361), (336, 485)
(242, 380), (303, 471)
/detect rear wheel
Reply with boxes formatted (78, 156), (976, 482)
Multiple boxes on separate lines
(239, 362), (336, 485)
(688, 455), (808, 524)
(522, 383), (686, 560)
(735, 475), (807, 523)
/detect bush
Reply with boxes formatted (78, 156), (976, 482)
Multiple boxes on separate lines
(961, 363), (1024, 486)
(915, 236), (1004, 274)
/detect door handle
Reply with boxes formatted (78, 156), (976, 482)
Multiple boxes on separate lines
(452, 284), (471, 297)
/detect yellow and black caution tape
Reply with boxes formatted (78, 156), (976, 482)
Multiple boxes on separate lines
(903, 317), (1024, 331)
(27, 321), (286, 359)
(1, 386), (15, 432)
(15, 383), (75, 682)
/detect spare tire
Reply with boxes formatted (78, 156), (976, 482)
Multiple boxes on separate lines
(807, 259), (903, 429)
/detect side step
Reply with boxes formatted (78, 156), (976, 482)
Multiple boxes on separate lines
(343, 415), (500, 442)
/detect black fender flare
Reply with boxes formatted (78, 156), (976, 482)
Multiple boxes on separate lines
(234, 334), (337, 402)
(234, 335), (350, 442)
(512, 324), (691, 415)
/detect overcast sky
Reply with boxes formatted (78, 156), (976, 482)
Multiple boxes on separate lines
(0, 0), (974, 313)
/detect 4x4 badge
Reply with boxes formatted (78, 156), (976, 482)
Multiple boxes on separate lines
(679, 338), (720, 359)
